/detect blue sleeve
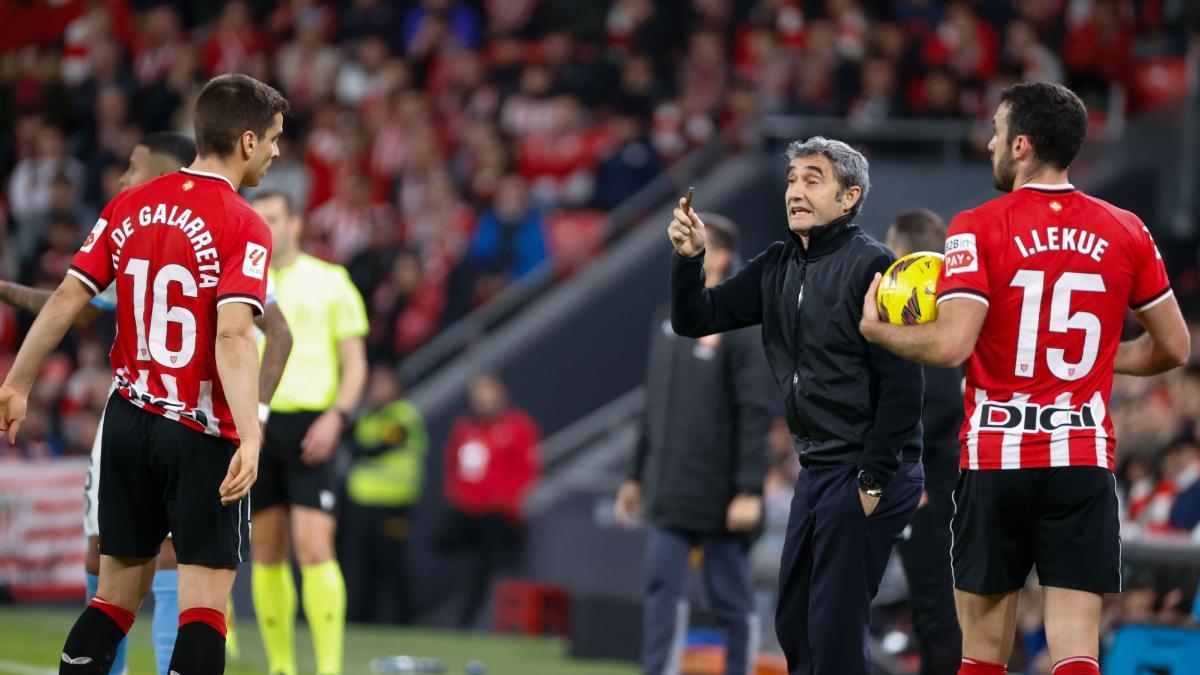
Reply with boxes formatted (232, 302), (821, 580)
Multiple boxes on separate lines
(89, 283), (117, 312)
(469, 213), (499, 263)
(450, 6), (482, 48)
(514, 213), (547, 278)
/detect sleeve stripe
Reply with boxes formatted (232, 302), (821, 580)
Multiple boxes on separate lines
(937, 291), (990, 307)
(66, 267), (101, 296)
(216, 294), (265, 315)
(1131, 287), (1173, 313)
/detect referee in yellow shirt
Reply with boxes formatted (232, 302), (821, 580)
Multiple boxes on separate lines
(249, 192), (368, 675)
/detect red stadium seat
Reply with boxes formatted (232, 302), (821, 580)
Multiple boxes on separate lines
(544, 209), (609, 277)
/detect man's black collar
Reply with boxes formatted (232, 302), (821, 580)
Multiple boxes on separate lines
(787, 211), (859, 259)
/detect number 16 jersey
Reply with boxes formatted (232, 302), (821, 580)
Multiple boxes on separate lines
(69, 168), (272, 444)
(936, 183), (1171, 471)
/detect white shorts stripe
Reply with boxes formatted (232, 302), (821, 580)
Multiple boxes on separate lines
(1000, 393), (1030, 469)
(1091, 391), (1109, 468)
(1048, 392), (1073, 467)
(966, 388), (986, 470)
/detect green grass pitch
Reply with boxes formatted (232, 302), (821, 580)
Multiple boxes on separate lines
(0, 607), (639, 675)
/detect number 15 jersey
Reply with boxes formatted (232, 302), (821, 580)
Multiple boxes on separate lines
(68, 168), (272, 444)
(937, 183), (1171, 471)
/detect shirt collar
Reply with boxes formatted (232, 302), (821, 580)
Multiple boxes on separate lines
(180, 167), (236, 191)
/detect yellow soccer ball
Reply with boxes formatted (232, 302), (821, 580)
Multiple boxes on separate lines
(876, 252), (943, 325)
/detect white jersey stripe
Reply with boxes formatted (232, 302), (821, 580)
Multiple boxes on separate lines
(966, 387), (986, 470)
(1048, 392), (1073, 467)
(1000, 393), (1030, 469)
(1091, 391), (1108, 468)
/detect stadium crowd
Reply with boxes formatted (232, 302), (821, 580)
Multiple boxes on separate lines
(1, 0), (1199, 670)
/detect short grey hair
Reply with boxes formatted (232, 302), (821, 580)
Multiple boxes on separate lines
(785, 136), (871, 216)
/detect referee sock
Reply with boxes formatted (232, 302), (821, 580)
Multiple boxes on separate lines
(151, 569), (179, 675)
(959, 657), (1007, 674)
(301, 560), (346, 675)
(1052, 656), (1100, 674)
(253, 562), (298, 675)
(167, 607), (226, 675)
(60, 597), (135, 673)
(84, 576), (128, 674)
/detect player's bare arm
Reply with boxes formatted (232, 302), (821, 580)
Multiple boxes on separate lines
(255, 302), (293, 411)
(216, 302), (264, 505)
(860, 276), (988, 367)
(300, 335), (367, 465)
(0, 276), (95, 441)
(0, 278), (105, 327)
(1114, 294), (1190, 375)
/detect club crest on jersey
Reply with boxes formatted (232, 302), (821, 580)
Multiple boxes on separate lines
(979, 401), (1099, 433)
(243, 242), (267, 279)
(79, 218), (108, 253)
(944, 233), (977, 276)
(182, 180), (194, 191)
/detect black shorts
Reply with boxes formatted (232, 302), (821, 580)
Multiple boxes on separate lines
(951, 467), (1121, 595)
(98, 392), (250, 566)
(251, 410), (337, 514)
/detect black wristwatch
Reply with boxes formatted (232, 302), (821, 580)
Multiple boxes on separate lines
(857, 469), (884, 498)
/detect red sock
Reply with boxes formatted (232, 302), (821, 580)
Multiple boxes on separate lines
(88, 596), (135, 634)
(959, 657), (1007, 674)
(1053, 656), (1100, 675)
(179, 607), (227, 638)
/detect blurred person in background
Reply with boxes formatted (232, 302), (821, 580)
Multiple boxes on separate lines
(615, 213), (774, 675)
(437, 373), (542, 628)
(453, 174), (547, 313)
(885, 208), (964, 675)
(250, 191), (368, 675)
(339, 364), (427, 624)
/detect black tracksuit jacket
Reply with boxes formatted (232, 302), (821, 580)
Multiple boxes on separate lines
(630, 304), (775, 534)
(670, 212), (924, 487)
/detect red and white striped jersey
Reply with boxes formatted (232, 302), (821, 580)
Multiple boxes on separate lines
(68, 168), (271, 444)
(937, 183), (1171, 471)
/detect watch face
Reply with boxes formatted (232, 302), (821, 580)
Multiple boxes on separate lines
(857, 471), (880, 492)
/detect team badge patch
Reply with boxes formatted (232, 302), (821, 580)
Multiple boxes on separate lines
(944, 233), (978, 276)
(182, 180), (195, 191)
(243, 242), (268, 279)
(79, 218), (108, 253)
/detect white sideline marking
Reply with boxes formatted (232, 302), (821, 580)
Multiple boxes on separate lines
(0, 659), (57, 675)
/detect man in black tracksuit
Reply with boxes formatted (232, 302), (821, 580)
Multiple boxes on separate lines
(887, 210), (964, 675)
(615, 215), (775, 675)
(667, 137), (925, 675)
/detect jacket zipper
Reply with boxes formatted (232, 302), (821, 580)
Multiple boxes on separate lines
(788, 251), (808, 440)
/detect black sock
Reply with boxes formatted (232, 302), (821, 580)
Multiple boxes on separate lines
(168, 620), (226, 674)
(59, 606), (127, 674)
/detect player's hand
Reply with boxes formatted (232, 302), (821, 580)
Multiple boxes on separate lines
(668, 198), (706, 258)
(0, 383), (28, 445)
(220, 440), (259, 506)
(859, 489), (881, 517)
(301, 410), (343, 466)
(726, 494), (763, 532)
(614, 480), (642, 527)
(859, 272), (883, 342)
